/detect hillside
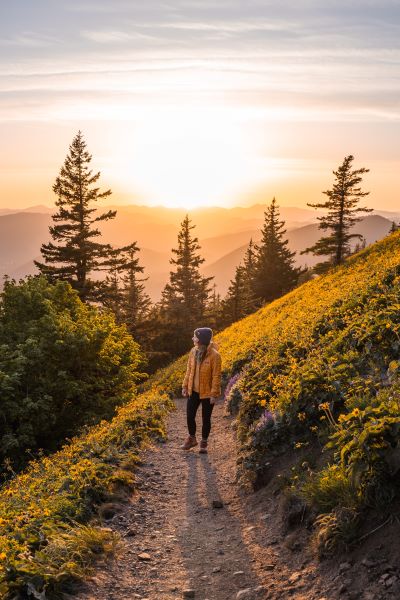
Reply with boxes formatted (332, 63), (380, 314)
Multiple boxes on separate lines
(0, 230), (400, 599)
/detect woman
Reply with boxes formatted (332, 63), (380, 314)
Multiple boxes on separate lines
(181, 327), (222, 453)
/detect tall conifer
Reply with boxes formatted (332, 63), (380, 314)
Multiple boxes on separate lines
(158, 215), (213, 358)
(206, 283), (223, 331)
(120, 245), (151, 337)
(220, 265), (247, 327)
(253, 198), (300, 303)
(301, 155), (372, 272)
(34, 131), (116, 301)
(221, 239), (258, 327)
(242, 238), (258, 312)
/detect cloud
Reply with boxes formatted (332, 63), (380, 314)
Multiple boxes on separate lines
(1, 1), (399, 128)
(81, 30), (132, 43)
(0, 32), (57, 48)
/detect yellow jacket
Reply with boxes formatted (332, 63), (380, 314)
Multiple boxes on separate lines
(182, 342), (222, 399)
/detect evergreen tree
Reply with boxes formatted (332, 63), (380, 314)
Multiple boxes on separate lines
(96, 242), (149, 330)
(139, 305), (171, 373)
(352, 236), (367, 255)
(157, 215), (213, 359)
(220, 239), (259, 327)
(389, 221), (399, 234)
(206, 283), (223, 331)
(96, 246), (126, 320)
(242, 238), (258, 312)
(252, 198), (300, 303)
(301, 155), (372, 272)
(34, 131), (117, 301)
(220, 265), (247, 327)
(119, 245), (151, 337)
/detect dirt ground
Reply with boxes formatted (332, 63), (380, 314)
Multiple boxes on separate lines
(72, 398), (400, 600)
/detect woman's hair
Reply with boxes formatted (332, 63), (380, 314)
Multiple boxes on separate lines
(195, 344), (208, 364)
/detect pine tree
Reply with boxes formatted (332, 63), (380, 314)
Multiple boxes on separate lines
(157, 215), (213, 359)
(389, 221), (399, 235)
(352, 235), (367, 255)
(220, 265), (247, 327)
(220, 239), (259, 327)
(206, 283), (223, 331)
(97, 246), (124, 320)
(242, 238), (258, 312)
(96, 242), (149, 328)
(301, 155), (372, 272)
(252, 198), (300, 303)
(34, 131), (117, 301)
(119, 245), (151, 337)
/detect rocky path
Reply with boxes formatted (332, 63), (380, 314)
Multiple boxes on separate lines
(72, 399), (395, 600)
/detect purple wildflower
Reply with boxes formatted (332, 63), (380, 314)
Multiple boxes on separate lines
(254, 409), (275, 433)
(224, 373), (241, 401)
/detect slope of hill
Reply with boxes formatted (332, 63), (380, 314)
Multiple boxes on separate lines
(0, 212), (52, 280)
(153, 230), (400, 551)
(1, 231), (400, 597)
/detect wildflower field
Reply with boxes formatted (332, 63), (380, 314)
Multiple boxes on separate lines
(0, 388), (173, 598)
(1, 231), (400, 597)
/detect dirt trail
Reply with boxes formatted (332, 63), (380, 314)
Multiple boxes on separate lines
(72, 399), (342, 600)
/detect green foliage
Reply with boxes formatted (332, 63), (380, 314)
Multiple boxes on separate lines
(156, 215), (213, 360)
(301, 154), (372, 271)
(189, 231), (400, 552)
(34, 131), (117, 302)
(253, 197), (301, 303)
(0, 387), (173, 598)
(0, 275), (146, 470)
(221, 239), (258, 327)
(313, 507), (360, 558)
(328, 401), (400, 507)
(301, 464), (359, 513)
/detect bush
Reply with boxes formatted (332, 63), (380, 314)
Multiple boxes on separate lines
(0, 276), (146, 471)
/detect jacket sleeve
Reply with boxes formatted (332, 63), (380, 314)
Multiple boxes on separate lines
(182, 351), (192, 388)
(210, 352), (222, 398)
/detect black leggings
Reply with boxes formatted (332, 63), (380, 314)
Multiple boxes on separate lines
(187, 391), (214, 439)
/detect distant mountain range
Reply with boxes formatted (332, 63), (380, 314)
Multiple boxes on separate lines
(0, 204), (397, 300)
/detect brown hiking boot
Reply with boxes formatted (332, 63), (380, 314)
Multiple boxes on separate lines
(180, 435), (198, 450)
(199, 439), (208, 454)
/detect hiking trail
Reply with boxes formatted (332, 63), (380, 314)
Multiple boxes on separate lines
(71, 399), (364, 600)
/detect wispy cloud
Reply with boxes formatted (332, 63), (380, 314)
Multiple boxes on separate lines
(0, 32), (58, 48)
(1, 0), (400, 209)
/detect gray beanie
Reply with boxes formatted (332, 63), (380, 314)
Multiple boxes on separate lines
(194, 327), (213, 345)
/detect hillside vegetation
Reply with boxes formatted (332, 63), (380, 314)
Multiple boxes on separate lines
(1, 231), (400, 597)
(153, 229), (400, 552)
(0, 276), (146, 471)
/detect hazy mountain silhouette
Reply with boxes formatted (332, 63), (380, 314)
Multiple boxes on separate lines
(0, 205), (396, 300)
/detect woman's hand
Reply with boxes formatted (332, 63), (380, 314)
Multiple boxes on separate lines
(182, 387), (189, 397)
(210, 397), (219, 405)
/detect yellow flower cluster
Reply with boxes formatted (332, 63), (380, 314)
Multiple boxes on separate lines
(0, 387), (173, 595)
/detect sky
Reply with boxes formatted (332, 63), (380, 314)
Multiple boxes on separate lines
(0, 0), (399, 210)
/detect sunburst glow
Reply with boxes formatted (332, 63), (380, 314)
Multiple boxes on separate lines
(111, 107), (262, 209)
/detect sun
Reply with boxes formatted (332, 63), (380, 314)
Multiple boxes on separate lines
(111, 107), (260, 209)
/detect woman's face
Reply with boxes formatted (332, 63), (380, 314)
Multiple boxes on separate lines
(192, 333), (199, 346)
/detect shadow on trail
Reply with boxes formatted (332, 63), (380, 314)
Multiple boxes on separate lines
(176, 446), (263, 600)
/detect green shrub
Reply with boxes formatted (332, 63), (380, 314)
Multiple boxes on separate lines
(0, 276), (146, 471)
